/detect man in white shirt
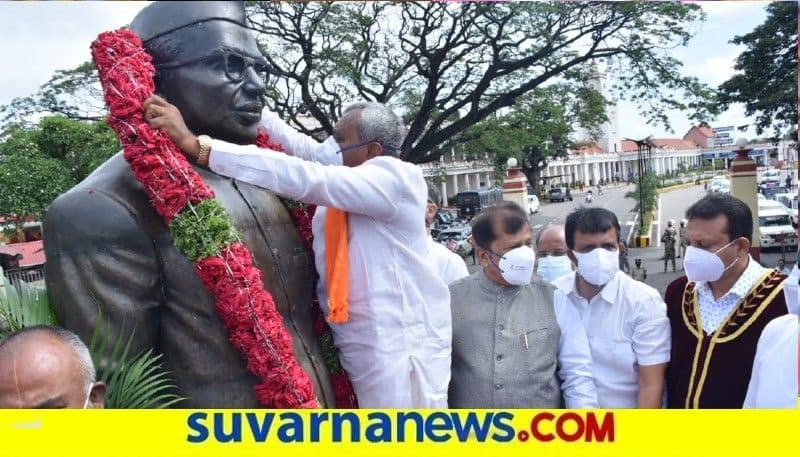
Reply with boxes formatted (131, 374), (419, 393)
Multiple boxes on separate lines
(449, 201), (598, 408)
(144, 96), (452, 408)
(743, 314), (798, 408)
(553, 207), (670, 408)
(425, 182), (469, 285)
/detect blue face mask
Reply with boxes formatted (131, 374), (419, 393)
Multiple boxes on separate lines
(536, 255), (573, 283)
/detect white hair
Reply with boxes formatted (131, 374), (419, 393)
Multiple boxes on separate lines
(343, 102), (406, 157)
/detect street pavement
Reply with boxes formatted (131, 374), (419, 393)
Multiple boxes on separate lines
(638, 183), (797, 294)
(531, 183), (639, 242)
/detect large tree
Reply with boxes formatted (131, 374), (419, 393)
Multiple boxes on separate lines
(718, 2), (798, 138)
(0, 116), (119, 223)
(0, 62), (105, 131)
(456, 84), (607, 194)
(247, 1), (717, 163)
(2, 2), (717, 165)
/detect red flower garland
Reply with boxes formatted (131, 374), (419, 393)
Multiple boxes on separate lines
(255, 133), (358, 408)
(91, 29), (356, 408)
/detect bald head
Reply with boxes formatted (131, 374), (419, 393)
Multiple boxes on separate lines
(0, 326), (105, 408)
(536, 225), (568, 256)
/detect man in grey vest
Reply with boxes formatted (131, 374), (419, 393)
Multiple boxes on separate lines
(448, 201), (598, 408)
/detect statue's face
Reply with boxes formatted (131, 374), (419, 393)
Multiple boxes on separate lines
(155, 21), (267, 144)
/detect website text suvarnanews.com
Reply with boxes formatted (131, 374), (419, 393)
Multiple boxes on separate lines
(186, 411), (615, 444)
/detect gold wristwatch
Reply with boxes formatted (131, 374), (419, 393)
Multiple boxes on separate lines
(197, 135), (212, 167)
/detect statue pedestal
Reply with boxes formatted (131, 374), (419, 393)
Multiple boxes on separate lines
(730, 149), (760, 260)
(503, 165), (529, 213)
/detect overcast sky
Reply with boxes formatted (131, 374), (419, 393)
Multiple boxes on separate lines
(0, 1), (774, 141)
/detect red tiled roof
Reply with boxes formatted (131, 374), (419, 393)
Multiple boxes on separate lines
(651, 138), (699, 150)
(570, 143), (603, 155)
(621, 140), (639, 152)
(0, 215), (39, 224)
(697, 127), (715, 137)
(0, 240), (45, 267)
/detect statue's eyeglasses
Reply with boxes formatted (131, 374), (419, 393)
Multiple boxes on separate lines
(156, 50), (269, 83)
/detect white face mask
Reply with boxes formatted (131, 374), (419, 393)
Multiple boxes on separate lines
(683, 240), (738, 283)
(487, 245), (536, 286)
(783, 263), (799, 315)
(537, 255), (573, 283)
(573, 248), (619, 286)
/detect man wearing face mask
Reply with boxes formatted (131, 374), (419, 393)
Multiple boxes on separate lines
(425, 182), (469, 285)
(535, 224), (574, 284)
(552, 207), (670, 408)
(664, 194), (789, 408)
(448, 202), (598, 408)
(0, 326), (105, 408)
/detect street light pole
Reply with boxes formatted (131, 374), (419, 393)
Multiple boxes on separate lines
(625, 137), (654, 234)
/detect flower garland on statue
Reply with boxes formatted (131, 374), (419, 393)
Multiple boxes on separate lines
(91, 29), (357, 408)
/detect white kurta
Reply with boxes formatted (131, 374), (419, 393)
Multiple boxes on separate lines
(426, 237), (469, 285)
(209, 117), (452, 408)
(743, 314), (798, 408)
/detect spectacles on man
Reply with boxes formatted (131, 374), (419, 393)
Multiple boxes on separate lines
(335, 141), (397, 156)
(156, 49), (269, 83)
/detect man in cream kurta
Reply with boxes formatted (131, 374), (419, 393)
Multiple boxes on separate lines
(168, 101), (452, 408)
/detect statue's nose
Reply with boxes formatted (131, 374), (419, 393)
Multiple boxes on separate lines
(242, 66), (266, 97)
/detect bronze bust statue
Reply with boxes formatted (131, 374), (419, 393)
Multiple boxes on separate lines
(42, 1), (335, 407)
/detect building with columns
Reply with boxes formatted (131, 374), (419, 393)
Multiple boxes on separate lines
(421, 134), (790, 206)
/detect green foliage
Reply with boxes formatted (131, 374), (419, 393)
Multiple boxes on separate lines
(638, 211), (654, 237)
(0, 116), (118, 220)
(0, 285), (57, 337)
(169, 199), (240, 261)
(0, 125), (39, 158)
(0, 285), (185, 408)
(0, 153), (75, 220)
(33, 116), (119, 182)
(247, 1), (716, 163)
(88, 316), (185, 409)
(626, 171), (659, 234)
(456, 85), (607, 193)
(718, 2), (798, 137)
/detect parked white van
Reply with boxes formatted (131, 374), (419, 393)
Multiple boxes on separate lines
(758, 207), (797, 248)
(774, 192), (798, 226)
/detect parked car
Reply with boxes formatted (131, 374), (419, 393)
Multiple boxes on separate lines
(759, 168), (782, 186)
(760, 197), (797, 228)
(548, 187), (568, 202)
(438, 226), (473, 257)
(527, 195), (540, 215)
(774, 192), (798, 227)
(435, 208), (455, 227)
(708, 178), (730, 194)
(758, 207), (797, 249)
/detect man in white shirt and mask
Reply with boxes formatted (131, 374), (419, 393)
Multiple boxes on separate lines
(535, 224), (574, 284)
(425, 182), (469, 285)
(449, 201), (598, 408)
(553, 207), (671, 408)
(144, 96), (451, 408)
